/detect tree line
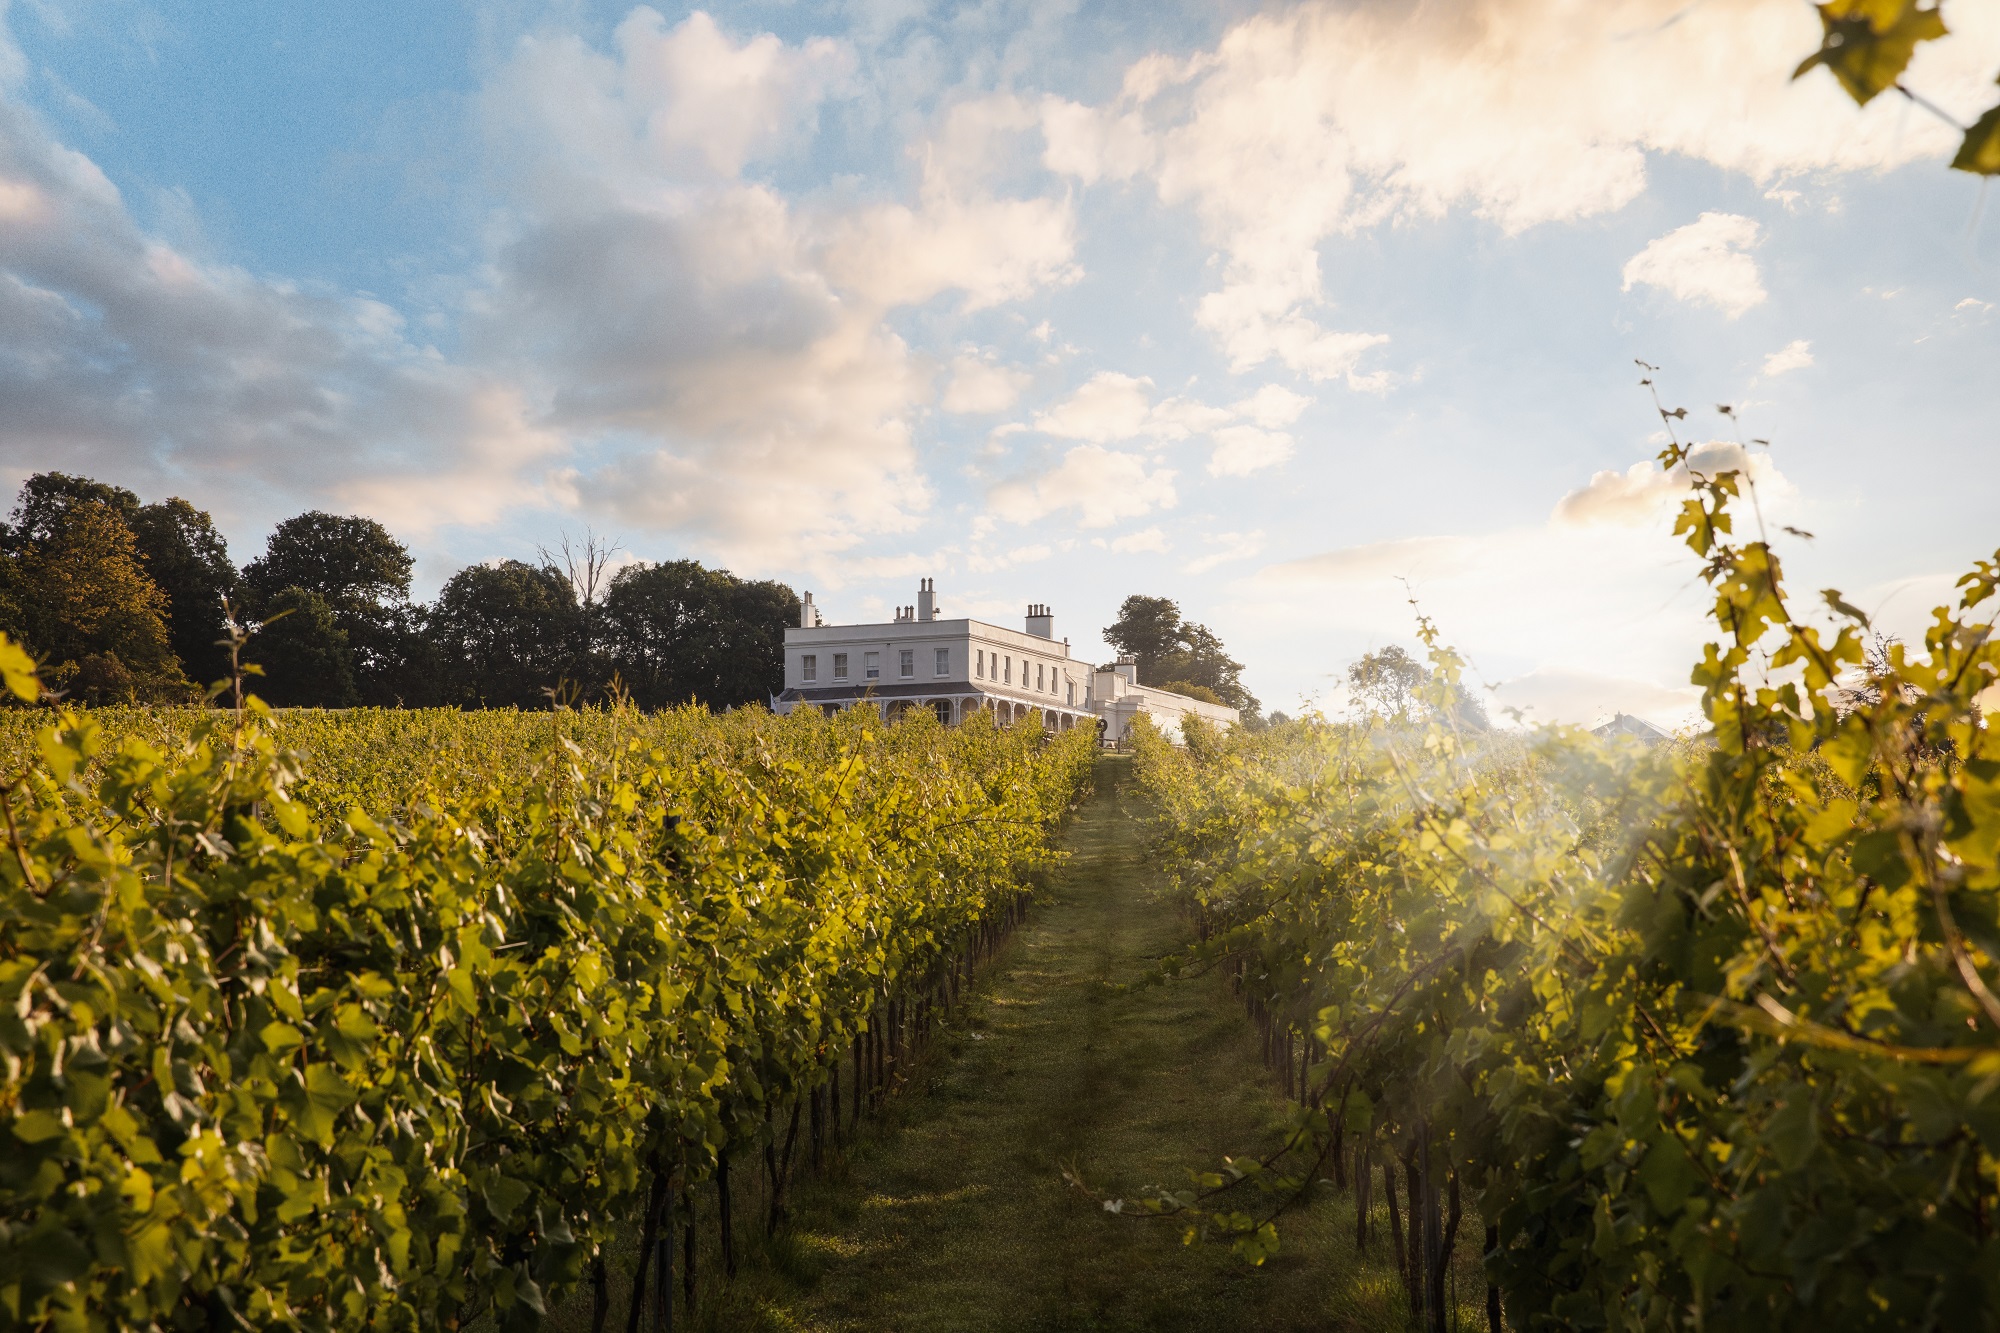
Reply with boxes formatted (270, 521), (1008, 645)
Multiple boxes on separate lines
(0, 473), (797, 710)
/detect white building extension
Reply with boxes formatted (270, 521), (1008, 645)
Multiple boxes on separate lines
(1090, 659), (1241, 744)
(771, 579), (1240, 743)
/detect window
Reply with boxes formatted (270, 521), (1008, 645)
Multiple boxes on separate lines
(1066, 680), (1074, 705)
(899, 649), (914, 678)
(802, 654), (817, 683)
(1004, 656), (1012, 684)
(935, 647), (950, 677)
(1036, 662), (1045, 691)
(865, 651), (881, 680)
(833, 653), (848, 681)
(976, 649), (984, 679)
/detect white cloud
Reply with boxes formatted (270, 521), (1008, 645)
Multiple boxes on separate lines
(988, 444), (1177, 528)
(1621, 212), (1766, 318)
(942, 352), (1031, 414)
(1551, 441), (1791, 528)
(1233, 383), (1310, 428)
(1032, 371), (1155, 441)
(1760, 339), (1814, 377)
(471, 10), (1092, 568)
(1013, 372), (1306, 475)
(1489, 666), (1701, 730)
(1207, 424), (1293, 476)
(1242, 446), (1809, 728)
(967, 541), (1053, 573)
(1105, 525), (1169, 554)
(0, 92), (559, 536)
(1053, 0), (1997, 378)
(1184, 529), (1265, 574)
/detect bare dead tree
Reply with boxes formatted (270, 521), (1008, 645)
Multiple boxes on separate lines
(539, 528), (623, 610)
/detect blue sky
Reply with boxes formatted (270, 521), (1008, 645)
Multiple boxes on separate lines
(3, 0), (1997, 723)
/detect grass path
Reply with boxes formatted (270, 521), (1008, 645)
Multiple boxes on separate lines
(704, 754), (1423, 1333)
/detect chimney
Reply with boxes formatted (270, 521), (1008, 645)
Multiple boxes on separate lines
(1114, 657), (1137, 684)
(917, 577), (937, 621)
(799, 591), (816, 629)
(1026, 603), (1054, 638)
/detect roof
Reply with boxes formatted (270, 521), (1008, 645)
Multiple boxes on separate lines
(1591, 712), (1671, 742)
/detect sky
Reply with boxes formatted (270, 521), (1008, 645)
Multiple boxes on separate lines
(2, 0), (1997, 726)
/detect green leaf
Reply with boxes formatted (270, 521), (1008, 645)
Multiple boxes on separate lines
(1794, 0), (1948, 106)
(1952, 102), (2000, 175)
(0, 633), (38, 703)
(1638, 1134), (1700, 1214)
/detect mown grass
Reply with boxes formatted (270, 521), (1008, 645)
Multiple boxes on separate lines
(552, 754), (1487, 1332)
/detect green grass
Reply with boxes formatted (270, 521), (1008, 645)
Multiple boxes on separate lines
(651, 754), (1486, 1333)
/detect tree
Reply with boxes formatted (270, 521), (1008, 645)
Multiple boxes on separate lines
(250, 588), (358, 707)
(1157, 680), (1225, 705)
(1346, 645), (1428, 718)
(241, 511), (414, 614)
(242, 511), (420, 705)
(1347, 644), (1489, 731)
(0, 491), (189, 704)
(430, 561), (584, 708)
(1103, 594), (1259, 716)
(600, 561), (797, 709)
(130, 497), (238, 691)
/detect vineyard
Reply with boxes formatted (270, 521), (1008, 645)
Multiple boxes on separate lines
(0, 661), (1096, 1330)
(1120, 431), (2000, 1329)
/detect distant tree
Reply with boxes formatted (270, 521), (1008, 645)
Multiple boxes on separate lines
(1347, 644), (1489, 731)
(1, 491), (189, 704)
(1156, 679), (1225, 705)
(130, 497), (238, 691)
(242, 511), (414, 615)
(9, 472), (140, 540)
(601, 561), (797, 709)
(251, 588), (358, 707)
(1347, 645), (1427, 718)
(1104, 594), (1259, 716)
(430, 561), (584, 708)
(1102, 596), (1186, 677)
(242, 511), (422, 705)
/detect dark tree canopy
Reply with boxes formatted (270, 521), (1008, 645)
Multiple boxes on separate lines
(601, 561), (797, 709)
(1, 492), (188, 704)
(3, 474), (799, 717)
(242, 512), (413, 616)
(1103, 594), (1257, 716)
(8, 473), (140, 544)
(130, 497), (238, 691)
(430, 561), (585, 708)
(249, 587), (358, 708)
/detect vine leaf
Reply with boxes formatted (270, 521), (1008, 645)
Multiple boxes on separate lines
(1952, 100), (2000, 175)
(1793, 0), (1948, 105)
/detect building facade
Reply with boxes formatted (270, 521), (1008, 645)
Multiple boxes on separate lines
(771, 580), (1240, 742)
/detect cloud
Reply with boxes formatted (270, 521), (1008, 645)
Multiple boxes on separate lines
(1183, 529), (1265, 574)
(1243, 444), (1808, 728)
(1103, 525), (1169, 554)
(0, 92), (559, 536)
(1051, 0), (1996, 378)
(1551, 441), (1789, 528)
(1233, 383), (1310, 428)
(1489, 666), (1701, 730)
(966, 541), (1052, 573)
(1031, 371), (1155, 441)
(1010, 372), (1306, 477)
(1760, 339), (1814, 377)
(471, 10), (1095, 568)
(1621, 212), (1765, 317)
(1207, 424), (1293, 476)
(942, 352), (1031, 414)
(987, 443), (1177, 528)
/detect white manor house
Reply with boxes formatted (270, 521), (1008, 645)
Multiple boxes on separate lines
(772, 579), (1240, 743)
